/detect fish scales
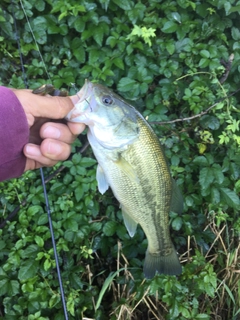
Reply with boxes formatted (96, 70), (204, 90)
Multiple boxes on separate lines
(65, 80), (182, 278)
(102, 116), (173, 251)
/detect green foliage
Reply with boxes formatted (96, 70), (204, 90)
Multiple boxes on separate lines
(127, 25), (156, 46)
(0, 0), (240, 319)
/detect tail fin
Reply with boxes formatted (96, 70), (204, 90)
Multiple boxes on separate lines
(143, 248), (182, 279)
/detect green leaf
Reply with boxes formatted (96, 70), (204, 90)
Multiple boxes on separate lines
(73, 18), (85, 32)
(212, 166), (224, 184)
(200, 50), (210, 58)
(81, 29), (94, 42)
(195, 314), (210, 319)
(80, 157), (97, 167)
(224, 2), (231, 15)
(0, 240), (6, 250)
(199, 167), (214, 190)
(9, 280), (20, 296)
(33, 16), (47, 30)
(18, 260), (39, 281)
(161, 21), (178, 33)
(200, 115), (220, 130)
(76, 166), (87, 175)
(231, 27), (240, 40)
(44, 259), (52, 271)
(72, 153), (81, 165)
(0, 279), (19, 296)
(47, 24), (60, 34)
(112, 0), (132, 10)
(63, 160), (73, 168)
(171, 12), (181, 23)
(0, 21), (13, 37)
(0, 279), (8, 296)
(95, 267), (126, 310)
(172, 217), (183, 231)
(27, 205), (43, 216)
(71, 37), (86, 63)
(75, 186), (84, 202)
(199, 58), (209, 68)
(35, 0), (45, 11)
(229, 4), (240, 13)
(64, 218), (78, 232)
(21, 245), (39, 259)
(35, 235), (44, 248)
(103, 221), (117, 236)
(127, 3), (145, 24)
(211, 187), (220, 204)
(93, 26), (104, 46)
(64, 230), (74, 242)
(166, 42), (175, 55)
(193, 156), (208, 166)
(113, 57), (125, 70)
(38, 214), (48, 225)
(220, 188), (240, 209)
(49, 294), (61, 308)
(117, 77), (137, 92)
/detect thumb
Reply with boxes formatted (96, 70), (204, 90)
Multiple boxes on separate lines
(34, 94), (75, 119)
(13, 89), (75, 120)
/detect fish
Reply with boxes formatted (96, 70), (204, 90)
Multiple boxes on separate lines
(65, 80), (183, 278)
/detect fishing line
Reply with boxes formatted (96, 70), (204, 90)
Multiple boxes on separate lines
(12, 1), (69, 319)
(40, 169), (69, 320)
(12, 0), (28, 88)
(19, 0), (51, 81)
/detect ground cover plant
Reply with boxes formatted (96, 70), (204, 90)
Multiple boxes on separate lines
(0, 0), (239, 319)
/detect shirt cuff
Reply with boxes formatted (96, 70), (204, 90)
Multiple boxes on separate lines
(0, 86), (29, 181)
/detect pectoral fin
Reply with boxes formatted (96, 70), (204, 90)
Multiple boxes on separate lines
(96, 164), (109, 194)
(121, 206), (138, 237)
(114, 154), (139, 184)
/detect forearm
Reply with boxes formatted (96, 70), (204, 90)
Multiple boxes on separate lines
(0, 86), (29, 181)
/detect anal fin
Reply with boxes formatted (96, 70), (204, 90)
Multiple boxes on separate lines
(121, 206), (138, 237)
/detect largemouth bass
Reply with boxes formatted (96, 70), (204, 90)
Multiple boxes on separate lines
(65, 80), (183, 278)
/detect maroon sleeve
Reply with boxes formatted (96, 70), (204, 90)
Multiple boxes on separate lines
(0, 86), (29, 181)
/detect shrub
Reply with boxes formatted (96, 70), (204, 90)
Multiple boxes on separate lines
(0, 0), (239, 319)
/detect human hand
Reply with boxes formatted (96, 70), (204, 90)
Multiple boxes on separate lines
(12, 89), (85, 171)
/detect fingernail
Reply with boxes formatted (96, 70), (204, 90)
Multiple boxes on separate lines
(46, 141), (62, 155)
(43, 126), (61, 139)
(25, 145), (41, 156)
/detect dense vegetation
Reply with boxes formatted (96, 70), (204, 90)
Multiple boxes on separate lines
(0, 0), (239, 319)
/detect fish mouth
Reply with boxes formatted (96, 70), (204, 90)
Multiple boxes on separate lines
(65, 79), (93, 122)
(78, 79), (92, 102)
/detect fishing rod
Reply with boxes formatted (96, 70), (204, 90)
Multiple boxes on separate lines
(12, 1), (69, 319)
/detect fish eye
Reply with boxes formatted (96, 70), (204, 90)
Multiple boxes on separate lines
(102, 95), (113, 106)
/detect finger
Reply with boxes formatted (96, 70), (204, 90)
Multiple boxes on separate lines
(40, 122), (77, 144)
(67, 122), (86, 135)
(24, 158), (58, 171)
(13, 89), (77, 119)
(24, 145), (58, 171)
(40, 122), (86, 141)
(24, 140), (71, 163)
(35, 95), (75, 119)
(41, 139), (72, 160)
